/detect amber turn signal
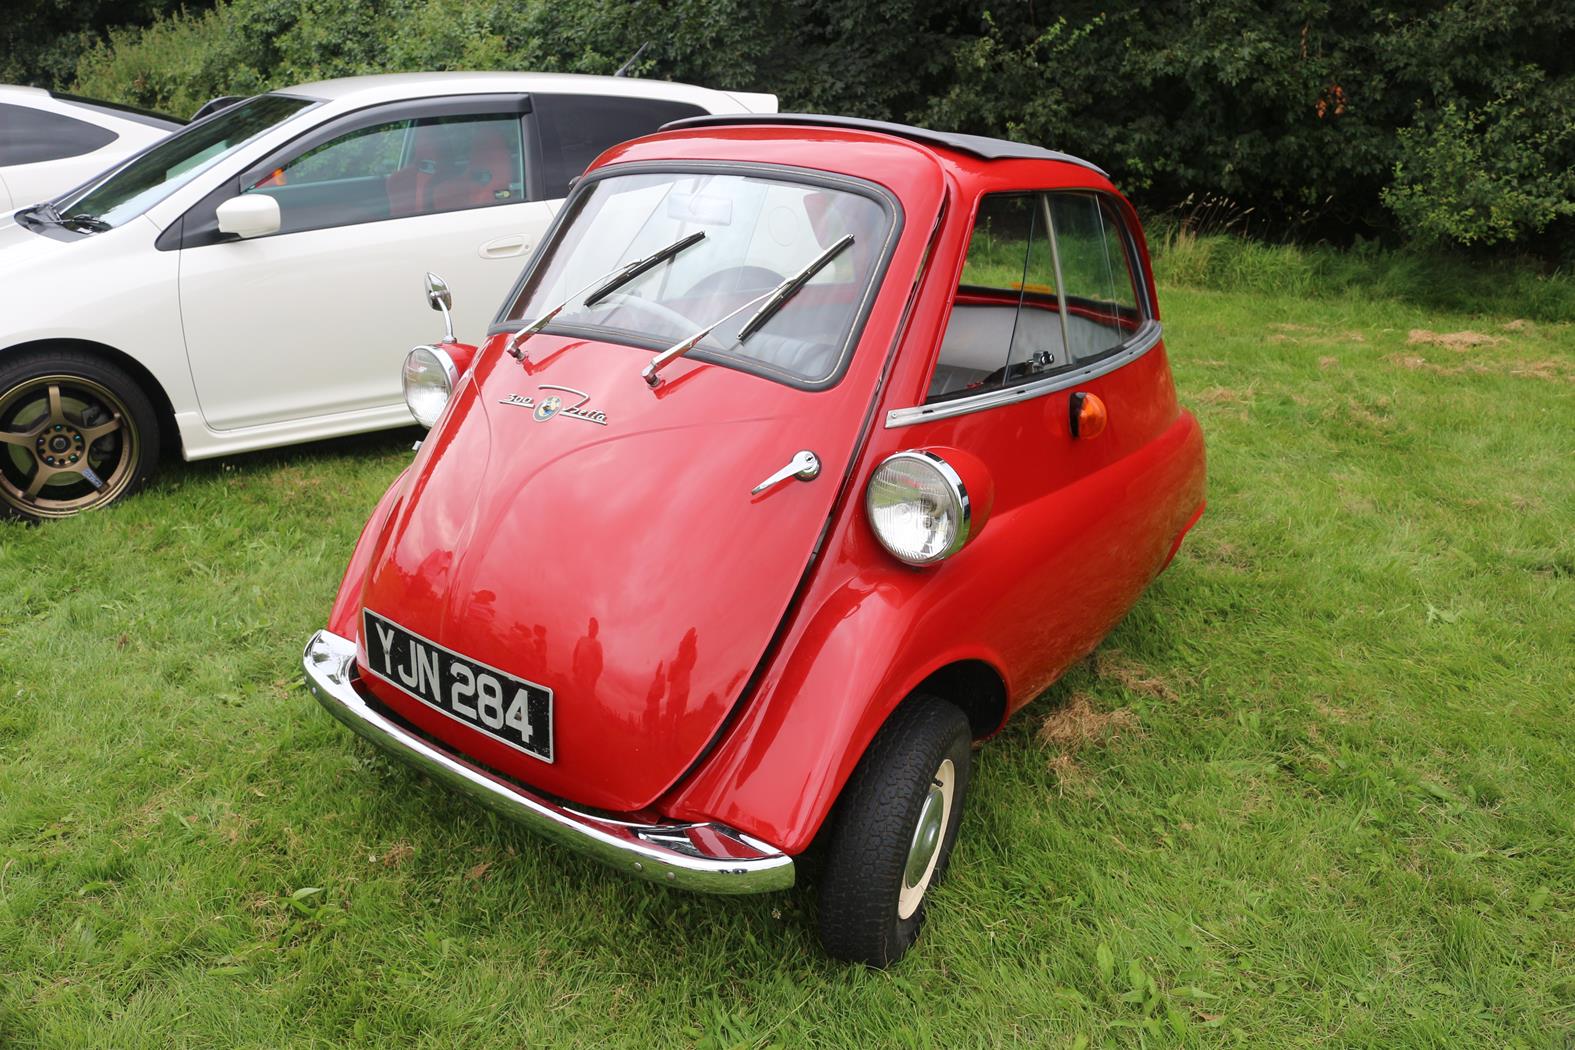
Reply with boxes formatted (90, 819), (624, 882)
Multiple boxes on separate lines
(1069, 391), (1107, 439)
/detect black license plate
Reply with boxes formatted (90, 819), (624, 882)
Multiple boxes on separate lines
(362, 609), (554, 763)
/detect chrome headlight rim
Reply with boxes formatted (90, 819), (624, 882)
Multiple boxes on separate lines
(865, 449), (972, 567)
(402, 344), (459, 428)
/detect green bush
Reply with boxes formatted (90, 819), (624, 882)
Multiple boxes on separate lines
(1383, 83), (1575, 247)
(0, 0), (205, 88)
(65, 0), (1575, 255)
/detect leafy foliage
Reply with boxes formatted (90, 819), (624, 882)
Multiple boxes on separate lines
(56, 0), (1575, 252)
(0, 0), (207, 88)
(1383, 81), (1575, 246)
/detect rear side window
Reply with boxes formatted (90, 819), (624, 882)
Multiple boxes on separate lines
(0, 103), (117, 166)
(533, 94), (707, 199)
(1049, 192), (1142, 361)
(926, 190), (1145, 403)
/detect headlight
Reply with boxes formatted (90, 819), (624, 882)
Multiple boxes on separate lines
(402, 345), (458, 428)
(865, 451), (972, 566)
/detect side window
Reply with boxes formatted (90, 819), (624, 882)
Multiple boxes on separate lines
(928, 194), (1062, 401)
(926, 190), (1145, 403)
(533, 94), (707, 200)
(0, 103), (117, 166)
(1049, 192), (1142, 361)
(243, 113), (525, 235)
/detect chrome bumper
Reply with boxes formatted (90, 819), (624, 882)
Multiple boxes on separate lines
(303, 629), (793, 894)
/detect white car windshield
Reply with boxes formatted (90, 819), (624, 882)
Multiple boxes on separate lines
(54, 94), (314, 230)
(507, 171), (892, 385)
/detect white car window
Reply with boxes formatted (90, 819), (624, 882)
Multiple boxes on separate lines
(55, 94), (313, 230)
(0, 103), (118, 166)
(532, 94), (707, 198)
(242, 113), (526, 235)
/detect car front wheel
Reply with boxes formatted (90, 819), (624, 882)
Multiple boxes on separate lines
(0, 350), (160, 521)
(817, 694), (973, 966)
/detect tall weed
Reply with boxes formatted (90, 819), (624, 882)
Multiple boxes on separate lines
(1150, 226), (1575, 323)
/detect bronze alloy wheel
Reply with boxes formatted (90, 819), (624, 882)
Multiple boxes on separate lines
(0, 372), (144, 518)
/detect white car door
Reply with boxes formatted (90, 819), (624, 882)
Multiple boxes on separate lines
(176, 99), (552, 431)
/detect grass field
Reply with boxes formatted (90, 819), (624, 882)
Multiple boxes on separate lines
(2, 249), (1572, 1047)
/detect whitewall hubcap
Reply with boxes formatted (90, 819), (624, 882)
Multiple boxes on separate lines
(898, 757), (955, 920)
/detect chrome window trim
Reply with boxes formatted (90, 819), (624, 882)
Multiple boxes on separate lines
(884, 319), (1163, 428)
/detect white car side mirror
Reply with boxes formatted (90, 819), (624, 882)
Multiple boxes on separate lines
(216, 194), (281, 239)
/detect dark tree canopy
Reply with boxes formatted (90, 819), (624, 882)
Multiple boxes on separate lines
(1, 0), (212, 88)
(37, 0), (1575, 253)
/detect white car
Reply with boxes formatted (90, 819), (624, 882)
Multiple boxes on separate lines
(0, 72), (776, 519)
(0, 87), (183, 212)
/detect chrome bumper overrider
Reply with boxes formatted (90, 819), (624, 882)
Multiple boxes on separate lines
(303, 629), (794, 894)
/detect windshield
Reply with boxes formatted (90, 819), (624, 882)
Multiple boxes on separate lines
(507, 171), (892, 385)
(55, 94), (314, 229)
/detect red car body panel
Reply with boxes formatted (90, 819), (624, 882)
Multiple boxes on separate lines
(328, 122), (1205, 856)
(348, 140), (947, 812)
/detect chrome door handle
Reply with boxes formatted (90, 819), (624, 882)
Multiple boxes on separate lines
(751, 450), (820, 495)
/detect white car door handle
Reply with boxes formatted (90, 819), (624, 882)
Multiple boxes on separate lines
(479, 235), (529, 259)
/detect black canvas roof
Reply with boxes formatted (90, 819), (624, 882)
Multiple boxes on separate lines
(660, 112), (1106, 175)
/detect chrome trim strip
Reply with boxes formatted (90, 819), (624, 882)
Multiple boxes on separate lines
(884, 320), (1163, 428)
(303, 629), (794, 894)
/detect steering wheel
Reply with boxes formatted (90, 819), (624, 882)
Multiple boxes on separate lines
(682, 266), (788, 301)
(591, 291), (696, 334)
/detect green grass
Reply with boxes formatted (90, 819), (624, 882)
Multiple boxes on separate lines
(2, 263), (1572, 1047)
(1149, 228), (1575, 324)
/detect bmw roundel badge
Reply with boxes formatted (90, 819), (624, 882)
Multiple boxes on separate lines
(533, 395), (562, 422)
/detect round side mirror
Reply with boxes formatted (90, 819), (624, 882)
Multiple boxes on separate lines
(425, 272), (452, 313)
(424, 272), (456, 343)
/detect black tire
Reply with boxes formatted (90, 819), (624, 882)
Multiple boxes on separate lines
(817, 694), (973, 967)
(0, 349), (161, 521)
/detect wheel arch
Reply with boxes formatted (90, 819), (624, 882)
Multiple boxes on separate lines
(909, 658), (1008, 740)
(664, 607), (1015, 855)
(1, 338), (182, 455)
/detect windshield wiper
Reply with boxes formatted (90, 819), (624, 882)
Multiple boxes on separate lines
(26, 202), (64, 226)
(25, 203), (110, 234)
(507, 231), (706, 359)
(641, 233), (854, 388)
(62, 214), (112, 233)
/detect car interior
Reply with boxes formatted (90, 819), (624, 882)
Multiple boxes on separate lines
(246, 116), (525, 234)
(926, 291), (1066, 398)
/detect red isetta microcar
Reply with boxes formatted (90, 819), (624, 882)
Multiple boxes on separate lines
(304, 114), (1205, 965)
